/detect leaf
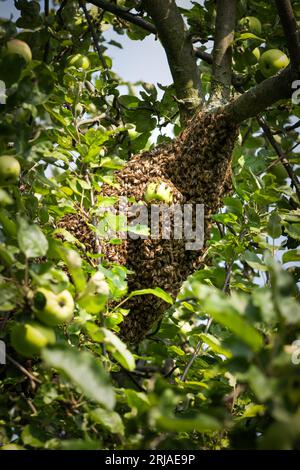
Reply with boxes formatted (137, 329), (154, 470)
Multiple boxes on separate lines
(199, 333), (232, 358)
(128, 287), (173, 305)
(21, 425), (44, 449)
(17, 217), (48, 258)
(285, 223), (300, 240)
(282, 249), (300, 264)
(86, 324), (135, 371)
(151, 411), (221, 433)
(42, 346), (115, 409)
(192, 284), (263, 352)
(243, 250), (268, 271)
(89, 408), (124, 435)
(267, 212), (282, 239)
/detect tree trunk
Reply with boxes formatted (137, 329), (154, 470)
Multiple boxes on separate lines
(59, 109), (238, 343)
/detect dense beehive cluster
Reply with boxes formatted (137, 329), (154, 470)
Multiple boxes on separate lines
(58, 110), (238, 343)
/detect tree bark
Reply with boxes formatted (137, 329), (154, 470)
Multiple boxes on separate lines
(142, 0), (203, 123)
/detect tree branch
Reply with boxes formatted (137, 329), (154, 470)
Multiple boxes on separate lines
(275, 0), (300, 71)
(211, 0), (237, 102)
(223, 66), (294, 123)
(257, 116), (300, 198)
(88, 0), (156, 34)
(142, 0), (202, 123)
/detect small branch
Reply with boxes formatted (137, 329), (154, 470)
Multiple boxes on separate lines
(274, 119), (300, 134)
(223, 66), (294, 124)
(6, 354), (42, 384)
(211, 0), (237, 102)
(88, 0), (156, 34)
(194, 48), (213, 64)
(257, 116), (300, 198)
(275, 0), (300, 71)
(79, 0), (110, 78)
(142, 0), (202, 124)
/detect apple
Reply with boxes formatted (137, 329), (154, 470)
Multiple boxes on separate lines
(259, 49), (290, 78)
(0, 188), (13, 206)
(6, 39), (32, 63)
(67, 54), (90, 70)
(10, 321), (55, 358)
(34, 288), (74, 326)
(244, 47), (260, 65)
(239, 16), (262, 36)
(144, 182), (173, 203)
(0, 156), (21, 185)
(78, 272), (109, 314)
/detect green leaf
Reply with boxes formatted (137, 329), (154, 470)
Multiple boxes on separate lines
(17, 217), (48, 258)
(200, 333), (232, 358)
(128, 287), (173, 304)
(42, 346), (115, 409)
(86, 324), (135, 371)
(243, 250), (268, 271)
(192, 284), (263, 352)
(151, 411), (221, 433)
(285, 223), (300, 240)
(267, 212), (282, 239)
(282, 249), (300, 264)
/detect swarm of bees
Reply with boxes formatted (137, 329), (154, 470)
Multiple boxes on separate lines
(58, 110), (238, 343)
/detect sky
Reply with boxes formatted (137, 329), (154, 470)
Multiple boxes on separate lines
(0, 0), (194, 87)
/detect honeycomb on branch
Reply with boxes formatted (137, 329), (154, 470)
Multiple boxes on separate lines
(58, 110), (238, 344)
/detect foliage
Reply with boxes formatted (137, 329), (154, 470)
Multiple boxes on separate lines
(0, 0), (299, 451)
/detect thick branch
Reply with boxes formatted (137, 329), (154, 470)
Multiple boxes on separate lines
(275, 0), (300, 71)
(211, 0), (237, 102)
(89, 0), (212, 61)
(142, 0), (203, 123)
(223, 66), (293, 123)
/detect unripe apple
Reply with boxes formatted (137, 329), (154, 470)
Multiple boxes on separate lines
(0, 188), (13, 206)
(78, 272), (110, 314)
(239, 16), (262, 36)
(10, 321), (56, 357)
(244, 47), (260, 65)
(6, 39), (32, 63)
(34, 288), (75, 326)
(67, 54), (90, 70)
(144, 182), (173, 203)
(0, 156), (21, 185)
(259, 49), (290, 78)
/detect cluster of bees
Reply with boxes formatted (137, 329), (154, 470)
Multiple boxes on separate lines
(58, 110), (238, 343)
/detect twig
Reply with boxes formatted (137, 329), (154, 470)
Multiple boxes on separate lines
(257, 116), (300, 198)
(6, 354), (41, 384)
(79, 0), (110, 78)
(43, 0), (50, 62)
(275, 0), (300, 71)
(56, 0), (68, 25)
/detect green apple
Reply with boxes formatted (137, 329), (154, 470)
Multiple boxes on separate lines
(259, 49), (290, 78)
(34, 288), (74, 326)
(78, 272), (110, 314)
(10, 321), (55, 358)
(144, 182), (173, 203)
(244, 47), (260, 65)
(0, 188), (13, 206)
(67, 54), (90, 70)
(6, 39), (32, 63)
(239, 16), (262, 36)
(0, 156), (21, 185)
